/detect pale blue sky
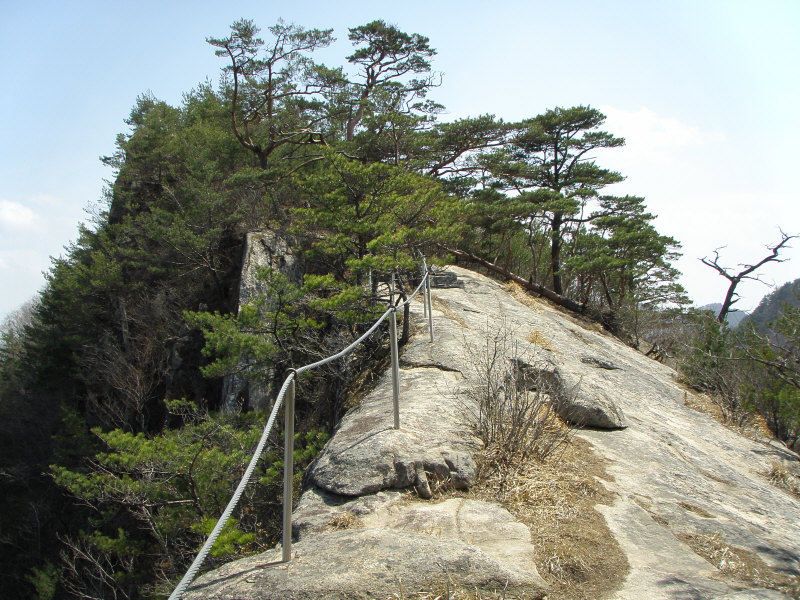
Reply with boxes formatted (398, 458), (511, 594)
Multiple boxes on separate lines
(2, 0), (799, 319)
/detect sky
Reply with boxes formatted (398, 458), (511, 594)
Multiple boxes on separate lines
(1, 0), (799, 320)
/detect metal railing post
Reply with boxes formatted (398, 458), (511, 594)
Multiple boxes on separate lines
(422, 258), (428, 318)
(426, 267), (434, 343)
(390, 273), (401, 429)
(282, 376), (296, 562)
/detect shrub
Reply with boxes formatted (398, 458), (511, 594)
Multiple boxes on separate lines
(50, 400), (328, 598)
(460, 322), (572, 471)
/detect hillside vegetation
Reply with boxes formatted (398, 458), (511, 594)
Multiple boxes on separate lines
(0, 18), (798, 600)
(745, 278), (800, 332)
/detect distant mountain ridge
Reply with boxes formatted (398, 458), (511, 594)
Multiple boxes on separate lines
(697, 303), (748, 327)
(698, 277), (800, 330)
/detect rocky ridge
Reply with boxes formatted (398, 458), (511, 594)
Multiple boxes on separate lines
(185, 266), (800, 599)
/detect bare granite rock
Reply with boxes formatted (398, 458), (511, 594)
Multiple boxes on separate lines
(187, 265), (800, 600)
(431, 267), (800, 598)
(303, 367), (477, 498)
(222, 230), (302, 412)
(291, 487), (406, 538)
(359, 498), (544, 583)
(402, 267), (627, 429)
(184, 528), (547, 599)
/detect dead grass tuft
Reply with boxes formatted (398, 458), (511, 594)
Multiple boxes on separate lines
(460, 323), (573, 465)
(677, 501), (716, 519)
(432, 297), (470, 328)
(682, 390), (775, 443)
(525, 329), (554, 352)
(504, 282), (542, 311)
(468, 437), (629, 600)
(328, 511), (363, 530)
(767, 462), (800, 498)
(678, 532), (800, 596)
(503, 280), (606, 335)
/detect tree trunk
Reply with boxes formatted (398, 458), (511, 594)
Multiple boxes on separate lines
(346, 88), (371, 142)
(551, 213), (563, 295)
(717, 279), (740, 323)
(443, 246), (588, 316)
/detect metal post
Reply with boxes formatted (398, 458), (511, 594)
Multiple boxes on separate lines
(426, 267), (434, 343)
(390, 273), (400, 429)
(422, 258), (428, 318)
(282, 376), (296, 562)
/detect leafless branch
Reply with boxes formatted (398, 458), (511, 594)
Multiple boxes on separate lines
(700, 230), (798, 323)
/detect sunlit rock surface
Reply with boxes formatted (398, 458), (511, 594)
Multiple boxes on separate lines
(186, 266), (800, 600)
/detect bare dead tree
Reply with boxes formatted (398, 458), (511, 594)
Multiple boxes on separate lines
(700, 230), (798, 323)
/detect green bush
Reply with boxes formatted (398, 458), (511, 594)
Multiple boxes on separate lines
(51, 400), (328, 598)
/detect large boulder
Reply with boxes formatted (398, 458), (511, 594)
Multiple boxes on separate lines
(304, 367), (477, 499)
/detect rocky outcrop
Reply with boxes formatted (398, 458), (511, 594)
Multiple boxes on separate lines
(222, 230), (301, 412)
(185, 528), (545, 600)
(400, 268), (628, 429)
(187, 266), (800, 600)
(303, 367), (477, 499)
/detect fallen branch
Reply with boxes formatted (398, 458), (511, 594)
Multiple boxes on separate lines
(441, 246), (588, 316)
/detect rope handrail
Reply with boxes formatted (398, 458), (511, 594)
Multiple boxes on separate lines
(297, 267), (429, 374)
(168, 262), (434, 600)
(167, 373), (293, 600)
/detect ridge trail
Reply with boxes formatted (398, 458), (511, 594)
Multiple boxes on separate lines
(186, 266), (800, 600)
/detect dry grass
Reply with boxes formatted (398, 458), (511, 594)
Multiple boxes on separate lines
(502, 282), (605, 336)
(451, 320), (628, 598)
(432, 296), (470, 328)
(328, 511), (363, 530)
(682, 390), (777, 442)
(683, 390), (724, 420)
(631, 495), (669, 527)
(416, 435), (628, 599)
(676, 501), (716, 519)
(504, 282), (542, 312)
(678, 532), (800, 597)
(525, 329), (554, 352)
(467, 437), (629, 600)
(460, 323), (573, 465)
(767, 461), (800, 498)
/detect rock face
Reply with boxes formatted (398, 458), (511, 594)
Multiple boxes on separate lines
(186, 266), (800, 600)
(222, 231), (301, 412)
(304, 366), (477, 499)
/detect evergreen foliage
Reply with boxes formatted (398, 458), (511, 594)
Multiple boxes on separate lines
(677, 303), (800, 449)
(744, 278), (800, 333)
(49, 400), (327, 598)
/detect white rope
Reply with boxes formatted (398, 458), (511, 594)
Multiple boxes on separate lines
(400, 270), (429, 307)
(295, 270), (429, 377)
(168, 373), (294, 600)
(168, 264), (432, 599)
(296, 307), (394, 375)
